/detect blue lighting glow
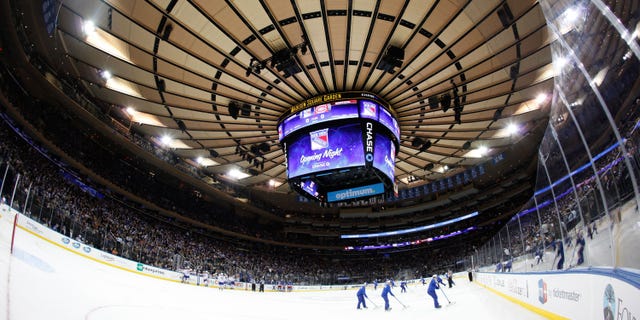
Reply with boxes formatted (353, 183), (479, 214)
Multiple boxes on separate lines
(341, 211), (478, 239)
(343, 226), (476, 251)
(533, 140), (621, 196)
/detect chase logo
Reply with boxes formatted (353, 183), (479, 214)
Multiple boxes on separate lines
(603, 284), (615, 320)
(310, 128), (329, 150)
(137, 263), (144, 272)
(538, 279), (547, 304)
(61, 237), (70, 244)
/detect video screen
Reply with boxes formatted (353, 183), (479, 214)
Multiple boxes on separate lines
(373, 133), (396, 182)
(286, 123), (365, 178)
(359, 99), (378, 121)
(300, 179), (319, 198)
(278, 123), (284, 140)
(378, 107), (400, 141)
(280, 100), (359, 139)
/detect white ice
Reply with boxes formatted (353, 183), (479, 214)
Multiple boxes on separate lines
(0, 214), (547, 320)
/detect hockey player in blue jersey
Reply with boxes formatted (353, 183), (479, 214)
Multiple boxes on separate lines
(576, 232), (586, 265)
(427, 274), (445, 309)
(554, 239), (565, 270)
(356, 282), (368, 309)
(373, 279), (378, 290)
(381, 280), (395, 311)
(400, 280), (407, 293)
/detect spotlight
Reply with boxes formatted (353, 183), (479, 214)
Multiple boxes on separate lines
(176, 119), (187, 132)
(440, 93), (451, 112)
(100, 70), (111, 80)
(82, 20), (96, 35)
(259, 142), (270, 152)
(209, 149), (219, 157)
(428, 96), (439, 109)
(162, 24), (173, 41)
(462, 141), (471, 149)
(412, 137), (424, 148)
(419, 140), (432, 152)
(157, 79), (166, 92)
(493, 108), (503, 121)
(454, 110), (462, 124)
(228, 101), (239, 120)
(301, 45), (308, 55)
(506, 123), (518, 135)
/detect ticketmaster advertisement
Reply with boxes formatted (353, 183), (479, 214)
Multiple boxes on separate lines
(286, 123), (365, 178)
(475, 270), (639, 319)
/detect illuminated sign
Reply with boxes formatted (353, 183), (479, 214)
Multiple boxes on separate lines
(327, 183), (385, 202)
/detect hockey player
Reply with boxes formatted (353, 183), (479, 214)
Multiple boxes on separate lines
(400, 280), (407, 293)
(427, 274), (445, 309)
(181, 268), (191, 284)
(503, 259), (513, 272)
(373, 279), (378, 290)
(381, 280), (395, 311)
(534, 245), (544, 265)
(217, 272), (226, 290)
(356, 282), (368, 309)
(555, 239), (565, 270)
(447, 270), (455, 288)
(202, 272), (209, 287)
(576, 232), (586, 265)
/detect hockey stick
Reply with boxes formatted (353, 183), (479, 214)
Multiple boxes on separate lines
(393, 295), (408, 309)
(567, 243), (578, 269)
(365, 296), (379, 309)
(550, 253), (558, 271)
(439, 288), (455, 305)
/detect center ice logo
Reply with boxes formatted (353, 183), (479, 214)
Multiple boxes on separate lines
(538, 279), (547, 304)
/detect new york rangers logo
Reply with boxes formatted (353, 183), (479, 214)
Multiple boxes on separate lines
(310, 128), (329, 150)
(362, 101), (377, 118)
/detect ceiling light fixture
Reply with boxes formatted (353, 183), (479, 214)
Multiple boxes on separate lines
(160, 135), (172, 145)
(506, 123), (519, 135)
(82, 20), (96, 35)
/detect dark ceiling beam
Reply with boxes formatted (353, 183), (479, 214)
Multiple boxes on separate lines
(391, 3), (544, 109)
(357, 0), (411, 92)
(184, 0), (306, 102)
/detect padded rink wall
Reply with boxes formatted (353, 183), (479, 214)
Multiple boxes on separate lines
(474, 269), (640, 320)
(0, 204), (372, 292)
(4, 202), (640, 316)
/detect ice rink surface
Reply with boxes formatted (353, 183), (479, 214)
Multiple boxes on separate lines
(0, 215), (547, 320)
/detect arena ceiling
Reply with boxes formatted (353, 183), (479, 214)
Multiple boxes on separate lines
(52, 0), (554, 194)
